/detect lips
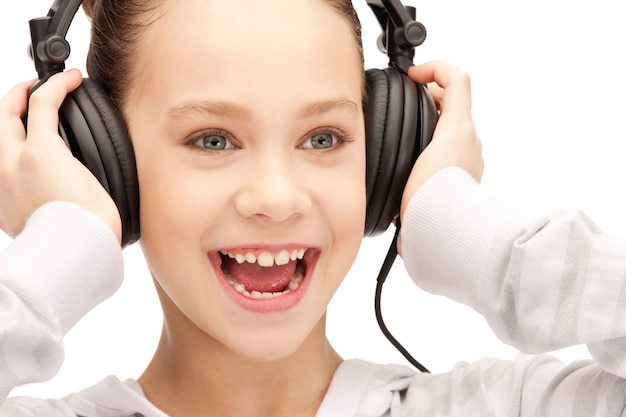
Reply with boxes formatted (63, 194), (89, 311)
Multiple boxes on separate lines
(208, 247), (318, 312)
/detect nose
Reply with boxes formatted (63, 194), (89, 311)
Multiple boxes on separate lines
(234, 153), (312, 223)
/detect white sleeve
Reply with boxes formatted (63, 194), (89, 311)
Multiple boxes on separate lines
(404, 354), (626, 417)
(400, 167), (626, 378)
(0, 202), (124, 402)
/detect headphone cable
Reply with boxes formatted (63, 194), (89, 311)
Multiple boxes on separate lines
(374, 218), (430, 373)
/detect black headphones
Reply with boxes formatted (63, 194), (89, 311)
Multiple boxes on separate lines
(27, 0), (437, 247)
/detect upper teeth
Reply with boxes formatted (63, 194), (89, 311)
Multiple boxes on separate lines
(220, 248), (306, 267)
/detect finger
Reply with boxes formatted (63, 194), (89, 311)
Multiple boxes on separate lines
(408, 61), (472, 115)
(0, 80), (35, 157)
(425, 81), (443, 109)
(25, 69), (82, 141)
(408, 60), (466, 88)
(0, 79), (36, 118)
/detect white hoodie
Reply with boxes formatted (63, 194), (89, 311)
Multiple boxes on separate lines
(3, 167), (626, 416)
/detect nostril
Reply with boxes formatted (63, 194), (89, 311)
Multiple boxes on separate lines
(233, 177), (312, 222)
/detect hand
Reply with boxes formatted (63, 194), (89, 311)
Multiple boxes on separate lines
(0, 69), (122, 243)
(400, 60), (484, 222)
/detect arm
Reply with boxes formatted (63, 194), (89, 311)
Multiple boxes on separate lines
(401, 168), (626, 377)
(400, 61), (626, 379)
(0, 71), (125, 401)
(0, 201), (123, 402)
(402, 353), (626, 416)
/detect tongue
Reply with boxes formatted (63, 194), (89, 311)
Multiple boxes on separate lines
(223, 257), (296, 293)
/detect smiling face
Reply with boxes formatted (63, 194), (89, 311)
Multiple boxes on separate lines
(124, 0), (365, 362)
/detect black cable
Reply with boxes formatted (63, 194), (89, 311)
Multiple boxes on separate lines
(374, 220), (430, 373)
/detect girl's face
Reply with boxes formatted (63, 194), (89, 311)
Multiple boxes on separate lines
(126, 0), (365, 361)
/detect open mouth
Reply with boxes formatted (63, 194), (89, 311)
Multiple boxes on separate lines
(218, 248), (311, 299)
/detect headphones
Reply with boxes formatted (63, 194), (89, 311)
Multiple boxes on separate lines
(27, 0), (437, 247)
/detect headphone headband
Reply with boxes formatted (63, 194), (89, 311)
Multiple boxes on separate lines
(29, 0), (427, 81)
(367, 0), (426, 72)
(28, 0), (82, 90)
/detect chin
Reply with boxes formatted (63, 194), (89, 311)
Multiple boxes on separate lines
(224, 325), (319, 364)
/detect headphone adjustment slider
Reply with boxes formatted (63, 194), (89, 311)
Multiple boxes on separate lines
(394, 20), (426, 49)
(28, 16), (69, 83)
(37, 34), (71, 64)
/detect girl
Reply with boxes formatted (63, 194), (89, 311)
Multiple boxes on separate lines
(1, 1), (625, 416)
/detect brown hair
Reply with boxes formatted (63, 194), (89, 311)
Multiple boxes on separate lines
(83, 0), (165, 106)
(82, 0), (364, 108)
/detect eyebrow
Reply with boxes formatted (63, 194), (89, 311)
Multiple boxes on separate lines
(296, 98), (359, 118)
(167, 100), (251, 120)
(166, 97), (359, 120)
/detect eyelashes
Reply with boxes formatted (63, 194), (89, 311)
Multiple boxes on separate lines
(300, 127), (354, 152)
(183, 126), (354, 153)
(185, 128), (237, 152)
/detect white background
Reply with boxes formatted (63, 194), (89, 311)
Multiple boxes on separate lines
(2, 0), (626, 399)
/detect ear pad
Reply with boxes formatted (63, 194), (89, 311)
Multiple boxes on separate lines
(57, 78), (140, 247)
(364, 67), (438, 237)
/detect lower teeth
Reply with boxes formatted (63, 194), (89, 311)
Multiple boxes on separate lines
(225, 265), (305, 299)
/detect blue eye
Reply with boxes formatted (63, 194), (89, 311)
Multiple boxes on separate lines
(191, 133), (234, 151)
(304, 132), (335, 150)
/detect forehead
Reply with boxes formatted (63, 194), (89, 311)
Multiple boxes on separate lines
(129, 0), (363, 110)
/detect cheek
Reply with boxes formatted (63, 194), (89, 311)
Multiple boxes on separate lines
(329, 170), (366, 237)
(136, 146), (185, 238)
(136, 155), (194, 283)
(130, 130), (218, 269)
(134, 153), (222, 319)
(319, 150), (367, 278)
(331, 145), (367, 229)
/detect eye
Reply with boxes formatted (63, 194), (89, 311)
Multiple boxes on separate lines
(300, 127), (353, 152)
(301, 129), (351, 151)
(187, 130), (236, 151)
(305, 133), (334, 149)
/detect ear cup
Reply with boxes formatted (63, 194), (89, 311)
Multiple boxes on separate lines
(364, 67), (437, 237)
(58, 78), (140, 247)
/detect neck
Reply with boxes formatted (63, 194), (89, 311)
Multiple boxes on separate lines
(138, 306), (342, 417)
